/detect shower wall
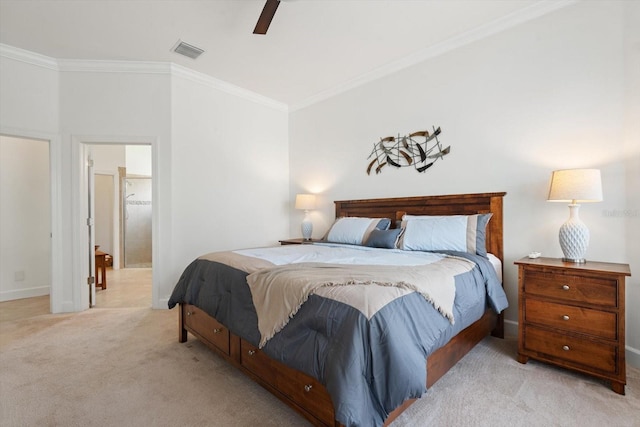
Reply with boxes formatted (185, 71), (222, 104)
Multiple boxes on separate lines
(124, 177), (152, 268)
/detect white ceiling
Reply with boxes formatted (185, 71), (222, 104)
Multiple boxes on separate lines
(0, 0), (567, 107)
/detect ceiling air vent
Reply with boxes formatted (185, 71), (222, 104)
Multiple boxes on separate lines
(172, 40), (204, 59)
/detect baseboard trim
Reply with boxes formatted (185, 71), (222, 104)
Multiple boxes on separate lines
(626, 345), (640, 370)
(504, 318), (518, 338)
(0, 286), (49, 302)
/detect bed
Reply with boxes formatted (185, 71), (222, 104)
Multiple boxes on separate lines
(169, 192), (507, 426)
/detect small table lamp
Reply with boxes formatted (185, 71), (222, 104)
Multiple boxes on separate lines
(295, 194), (316, 240)
(547, 168), (603, 263)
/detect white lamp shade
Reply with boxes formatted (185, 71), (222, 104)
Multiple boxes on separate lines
(548, 169), (603, 203)
(295, 194), (316, 210)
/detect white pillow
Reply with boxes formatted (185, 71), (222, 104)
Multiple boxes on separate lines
(325, 217), (386, 245)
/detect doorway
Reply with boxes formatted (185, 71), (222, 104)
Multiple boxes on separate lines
(89, 143), (152, 307)
(0, 135), (51, 303)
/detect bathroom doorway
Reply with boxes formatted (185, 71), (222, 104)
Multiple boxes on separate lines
(88, 143), (153, 308)
(122, 175), (152, 268)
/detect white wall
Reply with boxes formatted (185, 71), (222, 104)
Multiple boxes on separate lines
(59, 70), (173, 310)
(289, 1), (639, 365)
(622, 2), (640, 364)
(93, 144), (126, 172)
(126, 145), (151, 176)
(0, 49), (61, 310)
(0, 48), (59, 134)
(169, 72), (289, 274)
(0, 136), (50, 301)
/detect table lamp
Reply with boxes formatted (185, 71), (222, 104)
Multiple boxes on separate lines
(547, 168), (602, 263)
(295, 194), (316, 240)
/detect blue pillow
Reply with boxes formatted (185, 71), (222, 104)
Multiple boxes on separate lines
(364, 228), (403, 249)
(324, 217), (392, 245)
(399, 213), (492, 257)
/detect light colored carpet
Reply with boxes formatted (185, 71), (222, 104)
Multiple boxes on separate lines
(1, 307), (638, 427)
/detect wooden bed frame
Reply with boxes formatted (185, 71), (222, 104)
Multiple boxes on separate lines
(178, 192), (506, 426)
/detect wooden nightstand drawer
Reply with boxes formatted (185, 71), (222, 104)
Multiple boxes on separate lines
(524, 299), (617, 340)
(524, 270), (617, 307)
(524, 326), (617, 374)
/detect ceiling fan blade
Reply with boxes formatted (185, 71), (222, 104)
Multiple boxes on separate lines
(253, 0), (280, 34)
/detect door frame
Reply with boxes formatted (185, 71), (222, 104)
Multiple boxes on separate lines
(87, 148), (96, 307)
(72, 135), (158, 310)
(0, 127), (63, 313)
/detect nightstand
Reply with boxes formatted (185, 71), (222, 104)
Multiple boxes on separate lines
(515, 257), (631, 394)
(278, 238), (323, 245)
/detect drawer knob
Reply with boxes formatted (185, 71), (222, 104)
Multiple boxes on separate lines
(187, 311), (192, 316)
(562, 345), (570, 351)
(562, 315), (570, 321)
(304, 384), (313, 393)
(247, 350), (256, 356)
(562, 285), (570, 291)
(213, 328), (222, 334)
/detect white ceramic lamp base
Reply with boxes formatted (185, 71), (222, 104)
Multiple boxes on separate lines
(559, 204), (589, 263)
(301, 211), (313, 240)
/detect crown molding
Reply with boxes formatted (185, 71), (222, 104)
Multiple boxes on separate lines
(289, 0), (578, 112)
(1, 43), (286, 112)
(57, 60), (286, 111)
(0, 43), (58, 70)
(170, 64), (288, 112)
(57, 58), (172, 75)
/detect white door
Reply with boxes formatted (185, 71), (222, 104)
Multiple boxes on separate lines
(87, 150), (96, 307)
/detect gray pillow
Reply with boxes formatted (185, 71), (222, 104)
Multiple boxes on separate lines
(322, 217), (392, 245)
(364, 228), (402, 249)
(376, 218), (391, 230)
(474, 213), (492, 257)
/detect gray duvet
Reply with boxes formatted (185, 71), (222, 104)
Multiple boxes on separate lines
(168, 249), (507, 427)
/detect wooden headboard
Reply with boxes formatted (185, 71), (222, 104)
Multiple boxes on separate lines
(334, 192), (506, 262)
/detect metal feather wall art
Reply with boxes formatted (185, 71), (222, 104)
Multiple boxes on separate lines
(366, 126), (449, 175)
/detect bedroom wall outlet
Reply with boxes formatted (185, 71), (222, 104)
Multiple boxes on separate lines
(14, 270), (25, 281)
